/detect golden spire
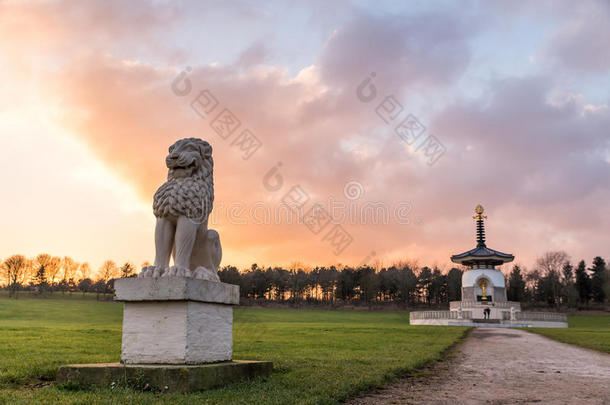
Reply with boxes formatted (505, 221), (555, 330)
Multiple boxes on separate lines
(473, 204), (487, 221)
(473, 204), (487, 247)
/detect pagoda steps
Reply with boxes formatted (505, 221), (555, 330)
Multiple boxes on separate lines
(472, 318), (502, 324)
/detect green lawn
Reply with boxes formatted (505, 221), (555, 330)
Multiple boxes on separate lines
(526, 314), (610, 354)
(0, 294), (468, 404)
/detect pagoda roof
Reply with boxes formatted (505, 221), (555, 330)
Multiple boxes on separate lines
(450, 245), (514, 266)
(450, 204), (514, 266)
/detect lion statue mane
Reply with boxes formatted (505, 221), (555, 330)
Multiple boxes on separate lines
(139, 137), (222, 281)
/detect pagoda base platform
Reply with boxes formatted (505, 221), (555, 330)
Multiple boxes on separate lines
(410, 319), (567, 328)
(410, 304), (568, 328)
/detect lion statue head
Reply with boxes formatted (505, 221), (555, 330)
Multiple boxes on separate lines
(152, 137), (214, 222)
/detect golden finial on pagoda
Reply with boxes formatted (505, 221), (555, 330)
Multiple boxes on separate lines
(473, 204), (487, 221)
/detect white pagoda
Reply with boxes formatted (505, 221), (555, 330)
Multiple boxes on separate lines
(410, 205), (567, 328)
(448, 204), (515, 319)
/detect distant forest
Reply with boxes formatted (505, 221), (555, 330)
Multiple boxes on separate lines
(1, 251), (608, 309)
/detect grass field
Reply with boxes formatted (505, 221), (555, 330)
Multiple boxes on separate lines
(0, 294), (468, 404)
(527, 313), (610, 354)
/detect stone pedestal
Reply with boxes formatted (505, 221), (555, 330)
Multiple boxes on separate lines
(57, 276), (273, 392)
(57, 361), (273, 393)
(115, 277), (239, 364)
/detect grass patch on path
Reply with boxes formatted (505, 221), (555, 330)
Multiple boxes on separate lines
(527, 314), (610, 354)
(0, 295), (468, 404)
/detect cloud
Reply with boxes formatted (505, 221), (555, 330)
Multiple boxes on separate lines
(485, 0), (610, 74)
(432, 76), (609, 206)
(0, 0), (180, 57)
(318, 11), (477, 92)
(236, 40), (269, 68)
(542, 0), (610, 73)
(1, 0), (608, 270)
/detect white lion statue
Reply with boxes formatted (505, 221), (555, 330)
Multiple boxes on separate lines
(139, 137), (222, 281)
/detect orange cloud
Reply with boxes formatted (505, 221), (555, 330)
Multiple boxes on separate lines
(1, 0), (608, 271)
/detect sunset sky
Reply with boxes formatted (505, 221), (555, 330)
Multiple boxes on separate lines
(1, 0), (608, 273)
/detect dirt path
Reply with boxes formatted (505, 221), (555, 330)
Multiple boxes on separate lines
(348, 328), (610, 405)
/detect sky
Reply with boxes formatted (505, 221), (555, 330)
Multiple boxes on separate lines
(0, 0), (608, 273)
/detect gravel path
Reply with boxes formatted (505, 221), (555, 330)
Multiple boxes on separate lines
(348, 328), (610, 405)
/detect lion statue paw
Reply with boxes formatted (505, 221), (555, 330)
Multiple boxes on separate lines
(192, 266), (221, 282)
(139, 265), (167, 278)
(164, 265), (192, 278)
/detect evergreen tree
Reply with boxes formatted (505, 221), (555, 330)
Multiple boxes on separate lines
(120, 262), (136, 278)
(337, 268), (357, 301)
(78, 278), (93, 295)
(417, 267), (433, 305)
(33, 266), (47, 286)
(357, 266), (378, 304)
(33, 253), (51, 294)
(589, 257), (607, 303)
(219, 265), (241, 286)
(560, 261), (578, 307)
(575, 260), (590, 304)
(525, 269), (543, 303)
(396, 266), (417, 305)
(446, 268), (463, 302)
(507, 265), (526, 302)
(561, 261), (574, 283)
(541, 268), (561, 307)
(428, 267), (444, 304)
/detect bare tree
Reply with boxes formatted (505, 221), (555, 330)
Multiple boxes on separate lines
(61, 256), (80, 291)
(97, 260), (118, 299)
(35, 253), (51, 269)
(536, 251), (569, 307)
(1, 255), (31, 297)
(536, 251), (569, 276)
(79, 262), (91, 280)
(46, 256), (62, 292)
(98, 260), (119, 283)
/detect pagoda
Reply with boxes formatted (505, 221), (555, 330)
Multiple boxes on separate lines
(409, 205), (567, 327)
(450, 204), (514, 304)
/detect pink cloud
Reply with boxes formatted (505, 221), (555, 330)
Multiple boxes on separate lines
(2, 0), (608, 270)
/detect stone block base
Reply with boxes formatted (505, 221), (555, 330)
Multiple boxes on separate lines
(57, 360), (273, 393)
(121, 301), (233, 364)
(114, 277), (240, 364)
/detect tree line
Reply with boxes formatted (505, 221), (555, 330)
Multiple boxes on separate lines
(1, 251), (608, 308)
(0, 254), (137, 298)
(506, 252), (608, 309)
(218, 263), (463, 306)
